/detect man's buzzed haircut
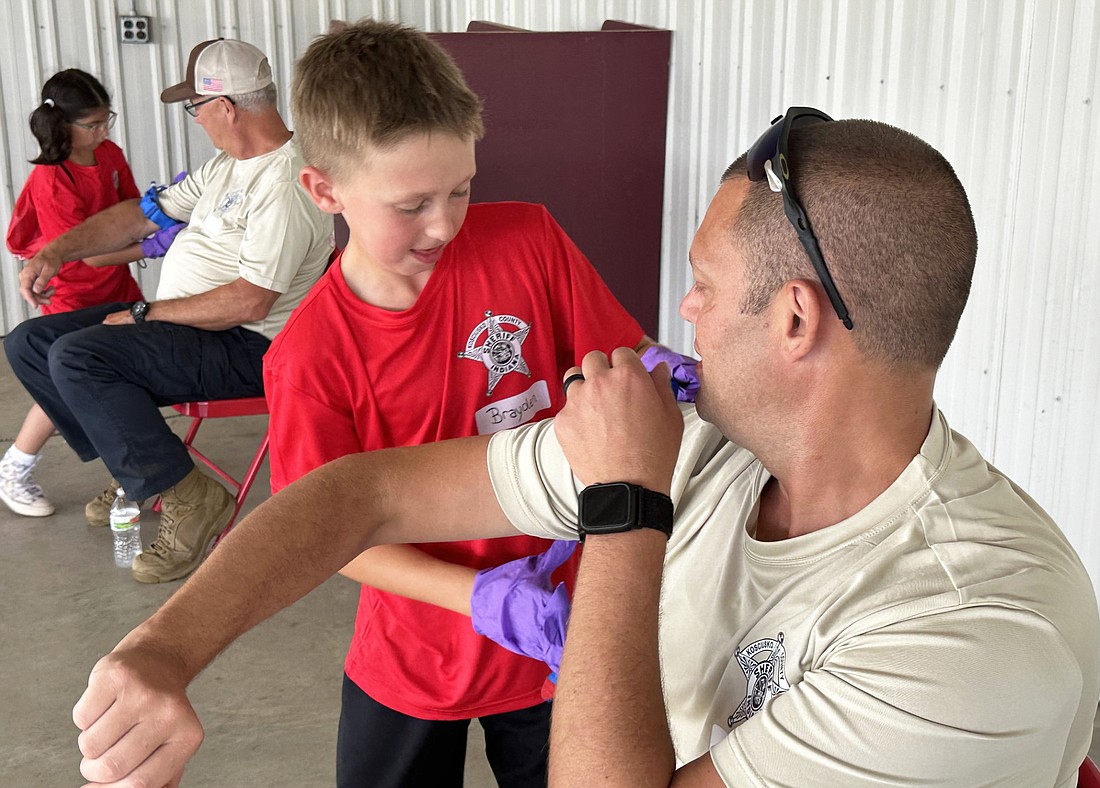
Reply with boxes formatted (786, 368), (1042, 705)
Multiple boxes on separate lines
(723, 119), (977, 369)
(291, 18), (485, 180)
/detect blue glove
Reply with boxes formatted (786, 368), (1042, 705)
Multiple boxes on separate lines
(470, 540), (576, 673)
(640, 344), (700, 402)
(139, 171), (188, 229)
(140, 222), (184, 258)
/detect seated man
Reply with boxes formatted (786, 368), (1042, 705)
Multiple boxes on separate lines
(73, 113), (1098, 786)
(4, 38), (333, 583)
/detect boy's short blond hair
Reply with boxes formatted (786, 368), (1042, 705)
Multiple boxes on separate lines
(292, 19), (484, 180)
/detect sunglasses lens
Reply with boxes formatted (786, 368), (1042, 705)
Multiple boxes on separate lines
(746, 121), (784, 182)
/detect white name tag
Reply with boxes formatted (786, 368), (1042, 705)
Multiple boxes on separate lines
(475, 380), (551, 435)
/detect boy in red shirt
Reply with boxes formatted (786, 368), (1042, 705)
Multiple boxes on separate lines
(266, 19), (661, 787)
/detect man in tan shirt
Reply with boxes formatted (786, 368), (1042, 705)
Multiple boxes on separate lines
(71, 112), (1098, 786)
(6, 39), (332, 584)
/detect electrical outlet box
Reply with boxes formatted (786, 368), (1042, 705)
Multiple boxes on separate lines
(119, 16), (151, 44)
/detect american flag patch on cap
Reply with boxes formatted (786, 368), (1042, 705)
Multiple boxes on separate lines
(202, 77), (222, 91)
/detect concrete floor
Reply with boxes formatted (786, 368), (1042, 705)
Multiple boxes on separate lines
(0, 352), (495, 787)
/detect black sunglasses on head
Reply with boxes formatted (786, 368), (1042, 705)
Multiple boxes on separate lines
(746, 107), (853, 330)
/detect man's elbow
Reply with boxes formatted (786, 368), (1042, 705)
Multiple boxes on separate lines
(118, 199), (158, 242)
(241, 300), (275, 323)
(239, 292), (280, 323)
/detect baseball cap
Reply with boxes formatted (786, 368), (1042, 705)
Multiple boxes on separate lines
(161, 38), (273, 103)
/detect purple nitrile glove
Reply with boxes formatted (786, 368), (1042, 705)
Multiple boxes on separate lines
(470, 540), (577, 673)
(140, 221), (184, 258)
(641, 344), (700, 403)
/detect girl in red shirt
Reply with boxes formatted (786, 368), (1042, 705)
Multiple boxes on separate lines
(2, 70), (150, 517)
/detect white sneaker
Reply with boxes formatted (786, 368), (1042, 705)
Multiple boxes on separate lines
(0, 455), (55, 517)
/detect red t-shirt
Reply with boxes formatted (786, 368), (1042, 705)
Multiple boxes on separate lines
(264, 202), (644, 719)
(6, 139), (143, 313)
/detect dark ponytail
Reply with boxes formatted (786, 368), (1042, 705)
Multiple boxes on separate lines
(29, 69), (111, 165)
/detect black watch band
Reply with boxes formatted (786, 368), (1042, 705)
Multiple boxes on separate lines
(129, 300), (150, 324)
(578, 482), (673, 542)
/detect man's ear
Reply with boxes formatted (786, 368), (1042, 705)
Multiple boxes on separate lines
(778, 279), (823, 361)
(299, 166), (344, 214)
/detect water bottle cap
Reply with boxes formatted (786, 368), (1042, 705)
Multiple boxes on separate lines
(116, 487), (126, 496)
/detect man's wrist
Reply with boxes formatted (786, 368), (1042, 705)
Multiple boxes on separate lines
(130, 300), (152, 324)
(578, 482), (674, 542)
(36, 244), (65, 269)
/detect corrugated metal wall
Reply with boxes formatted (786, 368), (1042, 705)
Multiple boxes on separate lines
(0, 0), (1096, 594)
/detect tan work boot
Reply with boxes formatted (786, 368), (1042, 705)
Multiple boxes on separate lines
(131, 467), (235, 584)
(86, 479), (146, 527)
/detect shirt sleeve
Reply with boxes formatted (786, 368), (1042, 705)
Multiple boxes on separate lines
(537, 207), (645, 366)
(486, 403), (717, 542)
(114, 149), (140, 201)
(155, 162), (209, 223)
(236, 181), (325, 294)
(264, 361), (365, 494)
(711, 607), (1084, 787)
(30, 166), (93, 245)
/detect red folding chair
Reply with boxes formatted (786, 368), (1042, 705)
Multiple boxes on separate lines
(1081, 756), (1100, 788)
(167, 396), (270, 545)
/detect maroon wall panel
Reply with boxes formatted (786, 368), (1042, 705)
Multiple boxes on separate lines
(428, 22), (671, 337)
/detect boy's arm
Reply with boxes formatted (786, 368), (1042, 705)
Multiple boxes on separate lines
(74, 436), (518, 787)
(266, 368), (479, 616)
(341, 546), (475, 615)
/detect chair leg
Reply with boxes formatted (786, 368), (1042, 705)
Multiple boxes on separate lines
(212, 431), (270, 547)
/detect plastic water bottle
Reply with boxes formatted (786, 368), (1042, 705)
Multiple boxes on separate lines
(109, 487), (143, 568)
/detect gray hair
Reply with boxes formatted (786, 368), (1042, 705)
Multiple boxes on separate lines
(229, 82), (277, 112)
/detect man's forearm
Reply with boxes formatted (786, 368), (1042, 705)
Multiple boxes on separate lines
(141, 278), (280, 330)
(42, 199), (155, 263)
(120, 436), (510, 679)
(132, 456), (384, 679)
(550, 530), (675, 787)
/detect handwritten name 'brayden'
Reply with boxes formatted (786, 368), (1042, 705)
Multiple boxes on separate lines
(486, 392), (540, 424)
(474, 380), (552, 436)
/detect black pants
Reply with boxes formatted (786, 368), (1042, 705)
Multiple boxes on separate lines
(3, 302), (269, 499)
(336, 674), (550, 788)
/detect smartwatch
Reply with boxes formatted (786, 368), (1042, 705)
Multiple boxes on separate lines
(129, 300), (150, 324)
(578, 482), (673, 542)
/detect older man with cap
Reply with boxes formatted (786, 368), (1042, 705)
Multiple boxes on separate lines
(5, 38), (333, 583)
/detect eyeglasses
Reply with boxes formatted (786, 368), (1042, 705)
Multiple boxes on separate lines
(183, 95), (234, 117)
(71, 111), (117, 134)
(746, 107), (853, 330)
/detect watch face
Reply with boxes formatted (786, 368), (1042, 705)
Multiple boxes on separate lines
(581, 483), (633, 530)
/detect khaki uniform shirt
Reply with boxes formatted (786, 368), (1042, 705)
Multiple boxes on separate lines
(156, 137), (333, 340)
(488, 405), (1100, 786)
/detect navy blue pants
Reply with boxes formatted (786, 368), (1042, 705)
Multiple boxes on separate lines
(4, 302), (270, 500)
(337, 674), (550, 788)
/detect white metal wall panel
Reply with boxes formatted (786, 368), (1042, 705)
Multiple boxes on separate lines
(0, 0), (1096, 594)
